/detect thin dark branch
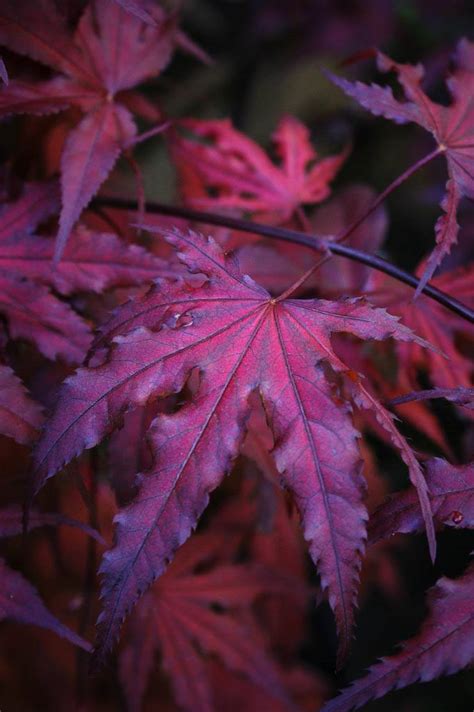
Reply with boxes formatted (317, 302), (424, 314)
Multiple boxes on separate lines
(93, 196), (474, 324)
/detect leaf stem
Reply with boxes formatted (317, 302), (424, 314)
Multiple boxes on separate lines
(335, 147), (443, 246)
(388, 387), (473, 407)
(92, 195), (474, 323)
(276, 148), (443, 299)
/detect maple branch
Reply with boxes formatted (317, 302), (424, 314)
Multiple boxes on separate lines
(334, 147), (443, 246)
(274, 148), (443, 300)
(93, 196), (474, 323)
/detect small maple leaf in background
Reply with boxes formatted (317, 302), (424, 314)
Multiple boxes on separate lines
(32, 228), (436, 667)
(328, 38), (474, 294)
(0, 0), (202, 258)
(119, 532), (305, 712)
(367, 262), (474, 390)
(321, 562), (474, 712)
(171, 116), (348, 224)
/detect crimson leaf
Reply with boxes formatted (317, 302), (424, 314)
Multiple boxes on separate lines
(33, 228), (435, 665)
(328, 39), (474, 293)
(321, 563), (474, 712)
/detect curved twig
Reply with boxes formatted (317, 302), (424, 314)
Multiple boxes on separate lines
(93, 196), (474, 324)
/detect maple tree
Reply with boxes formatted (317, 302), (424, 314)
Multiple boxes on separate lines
(0, 2), (473, 711)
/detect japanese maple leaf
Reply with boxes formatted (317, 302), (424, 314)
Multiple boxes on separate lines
(0, 0), (193, 258)
(171, 116), (348, 223)
(1, 225), (176, 296)
(119, 533), (300, 712)
(321, 563), (474, 712)
(367, 263), (473, 390)
(0, 365), (44, 445)
(0, 181), (175, 362)
(0, 273), (91, 363)
(33, 228), (435, 665)
(0, 177), (87, 361)
(328, 39), (474, 293)
(369, 458), (474, 544)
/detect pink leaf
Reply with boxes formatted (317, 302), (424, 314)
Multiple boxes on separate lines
(415, 178), (461, 296)
(0, 181), (59, 241)
(0, 78), (95, 118)
(329, 39), (474, 284)
(350, 380), (436, 561)
(172, 116), (348, 221)
(33, 229), (433, 664)
(56, 102), (136, 259)
(0, 275), (91, 363)
(76, 0), (178, 93)
(0, 226), (176, 296)
(118, 535), (297, 711)
(367, 263), (474, 390)
(321, 564), (474, 712)
(0, 0), (94, 83)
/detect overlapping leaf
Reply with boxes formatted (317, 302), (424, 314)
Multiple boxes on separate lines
(0, 0), (198, 257)
(329, 39), (474, 292)
(0, 182), (175, 362)
(33, 228), (435, 665)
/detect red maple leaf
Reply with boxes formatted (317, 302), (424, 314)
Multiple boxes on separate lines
(119, 532), (302, 712)
(171, 116), (348, 223)
(32, 228), (436, 666)
(328, 39), (474, 293)
(0, 181), (176, 363)
(321, 562), (474, 712)
(0, 0), (200, 258)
